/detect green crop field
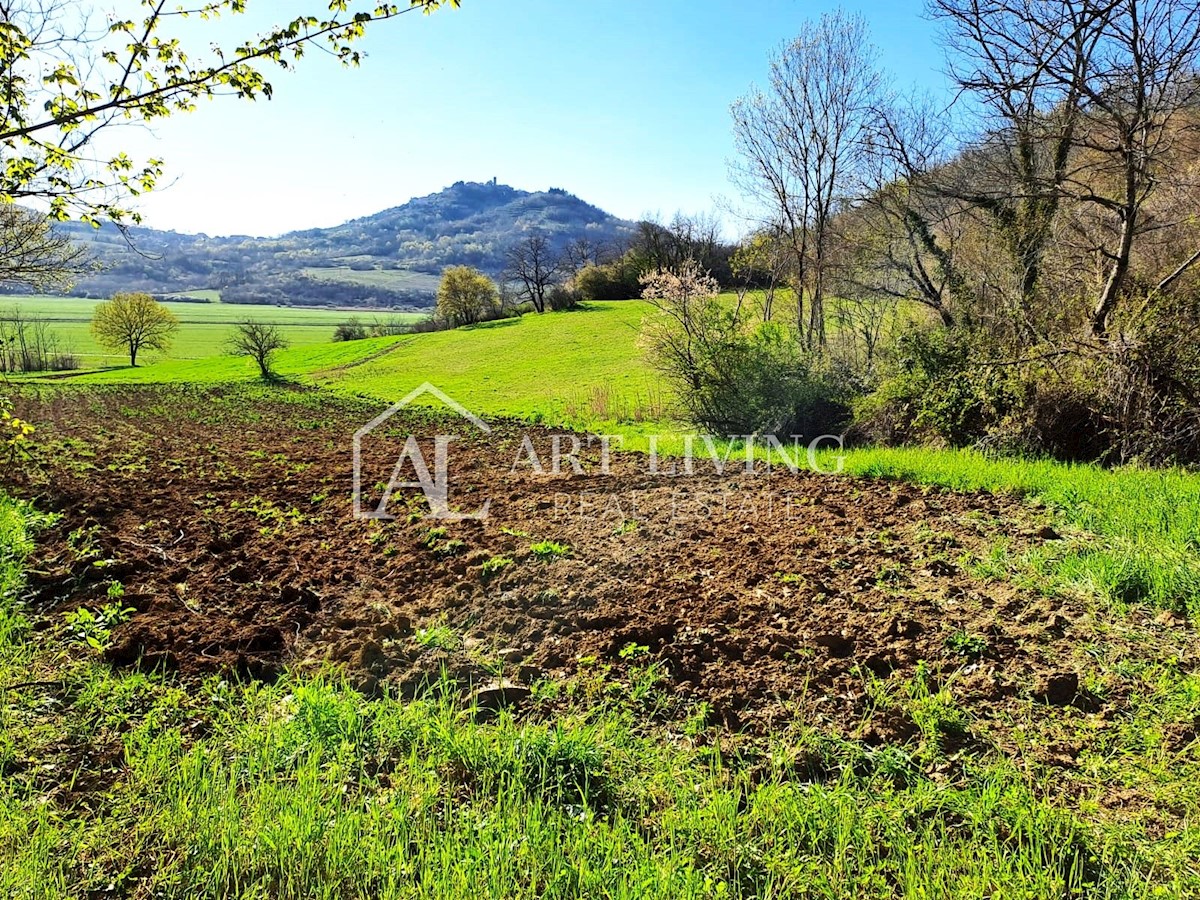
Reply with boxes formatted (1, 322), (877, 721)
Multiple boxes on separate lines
(0, 295), (425, 368)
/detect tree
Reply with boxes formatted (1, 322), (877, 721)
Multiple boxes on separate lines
(928, 0), (1103, 336)
(333, 318), (368, 342)
(504, 232), (561, 313)
(731, 227), (793, 323)
(0, 0), (460, 225)
(436, 265), (499, 327)
(732, 11), (883, 349)
(1064, 0), (1200, 337)
(628, 212), (733, 284)
(848, 92), (965, 328)
(929, 0), (1200, 340)
(562, 236), (611, 276)
(229, 321), (289, 379)
(0, 205), (89, 290)
(90, 292), (178, 366)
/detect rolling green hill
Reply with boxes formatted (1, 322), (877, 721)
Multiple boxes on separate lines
(59, 301), (657, 422)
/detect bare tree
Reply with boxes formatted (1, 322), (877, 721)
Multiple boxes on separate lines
(849, 92), (966, 328)
(0, 206), (90, 291)
(229, 321), (289, 379)
(931, 0), (1200, 339)
(1066, 0), (1200, 337)
(732, 11), (883, 349)
(504, 232), (561, 313)
(562, 236), (610, 276)
(929, 0), (1111, 337)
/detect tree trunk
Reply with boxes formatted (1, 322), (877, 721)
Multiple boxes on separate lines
(1091, 163), (1138, 340)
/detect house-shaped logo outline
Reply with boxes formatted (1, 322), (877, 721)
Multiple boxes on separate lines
(352, 382), (492, 519)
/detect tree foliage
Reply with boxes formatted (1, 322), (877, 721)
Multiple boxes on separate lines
(89, 291), (178, 366)
(436, 265), (499, 328)
(0, 0), (460, 224)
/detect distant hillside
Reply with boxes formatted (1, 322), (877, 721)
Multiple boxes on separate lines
(40, 181), (635, 307)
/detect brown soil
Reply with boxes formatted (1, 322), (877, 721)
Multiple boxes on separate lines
(5, 386), (1141, 735)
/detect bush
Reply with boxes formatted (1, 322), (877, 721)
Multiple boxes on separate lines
(332, 318), (369, 342)
(853, 328), (1023, 448)
(853, 310), (1200, 466)
(546, 285), (578, 312)
(572, 261), (641, 302)
(687, 319), (851, 436)
(642, 266), (850, 436)
(0, 309), (78, 373)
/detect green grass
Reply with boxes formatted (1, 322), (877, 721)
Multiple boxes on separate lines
(60, 333), (409, 384)
(319, 301), (662, 422)
(0, 485), (1191, 896)
(47, 300), (661, 422)
(1, 295), (423, 367)
(839, 447), (1200, 615)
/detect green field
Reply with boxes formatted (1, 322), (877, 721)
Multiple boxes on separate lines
(58, 300), (658, 416)
(301, 266), (442, 295)
(0, 295), (424, 368)
(4, 299), (1200, 897)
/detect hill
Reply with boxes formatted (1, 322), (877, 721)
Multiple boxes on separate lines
(37, 181), (635, 308)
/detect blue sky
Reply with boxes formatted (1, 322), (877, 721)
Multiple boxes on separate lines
(109, 0), (951, 238)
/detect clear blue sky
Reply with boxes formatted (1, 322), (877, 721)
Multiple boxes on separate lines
(108, 0), (951, 238)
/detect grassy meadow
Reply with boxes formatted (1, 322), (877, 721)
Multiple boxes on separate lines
(0, 295), (422, 368)
(3, 298), (1200, 896)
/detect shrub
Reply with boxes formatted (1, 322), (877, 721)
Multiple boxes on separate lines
(641, 263), (851, 436)
(0, 309), (77, 373)
(855, 309), (1200, 466)
(333, 318), (368, 342)
(572, 260), (641, 302)
(853, 328), (1023, 448)
(546, 285), (578, 311)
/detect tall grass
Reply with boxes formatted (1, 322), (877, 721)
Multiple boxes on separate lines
(841, 446), (1200, 615)
(0, 673), (1180, 899)
(0, 492), (45, 653)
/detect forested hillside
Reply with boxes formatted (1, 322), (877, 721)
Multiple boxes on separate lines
(33, 181), (633, 307)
